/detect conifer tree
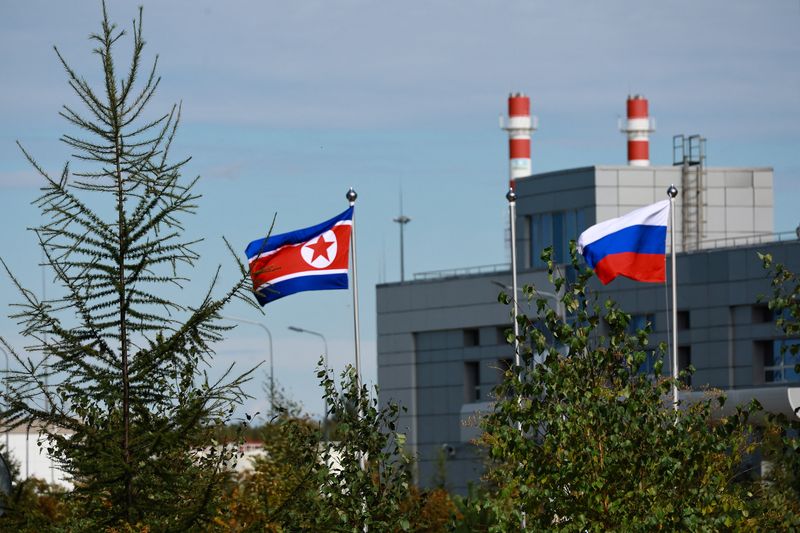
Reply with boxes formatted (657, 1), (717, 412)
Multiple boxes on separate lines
(0, 4), (255, 529)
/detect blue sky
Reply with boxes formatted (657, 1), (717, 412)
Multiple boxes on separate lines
(1, 1), (798, 421)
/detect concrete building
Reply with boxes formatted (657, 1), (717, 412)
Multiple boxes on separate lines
(1, 424), (72, 487)
(376, 164), (800, 494)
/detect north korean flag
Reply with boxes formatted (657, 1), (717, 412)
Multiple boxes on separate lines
(245, 207), (353, 305)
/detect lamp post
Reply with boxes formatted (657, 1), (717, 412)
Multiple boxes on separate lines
(222, 316), (274, 415)
(288, 326), (329, 371)
(393, 191), (411, 282)
(288, 325), (330, 433)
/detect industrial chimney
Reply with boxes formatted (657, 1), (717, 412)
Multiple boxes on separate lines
(620, 95), (655, 166)
(501, 93), (537, 188)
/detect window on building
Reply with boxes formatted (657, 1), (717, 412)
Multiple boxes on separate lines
(531, 208), (589, 269)
(576, 208), (587, 236)
(751, 304), (773, 324)
(637, 349), (662, 375)
(678, 346), (692, 386)
(531, 213), (554, 268)
(565, 210), (577, 253)
(677, 311), (691, 330)
(464, 361), (480, 402)
(763, 339), (800, 384)
(463, 328), (480, 347)
(628, 313), (656, 334)
(552, 212), (565, 263)
(496, 326), (511, 345)
(522, 215), (532, 269)
(565, 264), (577, 285)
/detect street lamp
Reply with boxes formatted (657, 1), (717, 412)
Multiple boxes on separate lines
(393, 191), (412, 283)
(288, 326), (330, 435)
(222, 316), (274, 415)
(288, 326), (329, 370)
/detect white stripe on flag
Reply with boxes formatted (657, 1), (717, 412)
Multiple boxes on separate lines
(248, 220), (352, 264)
(577, 200), (669, 253)
(255, 268), (349, 291)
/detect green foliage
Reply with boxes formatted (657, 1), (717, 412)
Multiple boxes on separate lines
(450, 484), (500, 532)
(213, 405), (321, 530)
(479, 245), (789, 531)
(0, 477), (70, 530)
(758, 253), (800, 519)
(0, 4), (254, 530)
(213, 362), (460, 531)
(313, 365), (415, 530)
(759, 252), (800, 353)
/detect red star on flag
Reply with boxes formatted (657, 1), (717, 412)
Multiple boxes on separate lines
(306, 235), (333, 262)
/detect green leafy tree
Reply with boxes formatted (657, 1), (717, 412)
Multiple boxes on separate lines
(215, 363), (459, 532)
(0, 4), (254, 530)
(312, 366), (417, 531)
(758, 252), (800, 515)
(477, 246), (796, 531)
(759, 251), (800, 355)
(213, 383), (321, 531)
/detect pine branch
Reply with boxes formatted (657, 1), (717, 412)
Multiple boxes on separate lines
(4, 4), (262, 526)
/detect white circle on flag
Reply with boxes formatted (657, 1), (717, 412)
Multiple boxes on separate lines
(300, 230), (338, 269)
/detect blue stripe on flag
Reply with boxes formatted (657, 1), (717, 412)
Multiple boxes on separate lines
(582, 224), (666, 269)
(245, 207), (354, 260)
(254, 273), (349, 305)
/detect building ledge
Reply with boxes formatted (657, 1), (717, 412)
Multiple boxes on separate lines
(458, 386), (800, 443)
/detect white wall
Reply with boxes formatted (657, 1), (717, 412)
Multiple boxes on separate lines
(3, 430), (71, 488)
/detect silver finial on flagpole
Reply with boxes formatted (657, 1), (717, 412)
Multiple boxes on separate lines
(505, 187), (520, 367)
(667, 183), (679, 412)
(346, 187), (362, 388)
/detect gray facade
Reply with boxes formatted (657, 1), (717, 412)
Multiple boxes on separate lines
(515, 165), (775, 270)
(376, 166), (799, 494)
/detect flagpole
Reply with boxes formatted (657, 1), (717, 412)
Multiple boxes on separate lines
(667, 184), (679, 412)
(347, 188), (369, 528)
(507, 187), (527, 530)
(346, 188), (362, 388)
(506, 188), (520, 367)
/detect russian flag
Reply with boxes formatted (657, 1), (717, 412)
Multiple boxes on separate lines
(577, 200), (669, 285)
(245, 207), (353, 305)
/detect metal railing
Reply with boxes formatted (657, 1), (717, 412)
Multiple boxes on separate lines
(411, 231), (798, 282)
(413, 263), (510, 281)
(693, 230), (799, 253)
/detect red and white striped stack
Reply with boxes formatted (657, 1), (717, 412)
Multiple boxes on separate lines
(504, 93), (537, 187)
(622, 95), (655, 166)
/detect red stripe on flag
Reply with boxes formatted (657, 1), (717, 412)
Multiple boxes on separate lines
(594, 252), (665, 285)
(249, 224), (351, 288)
